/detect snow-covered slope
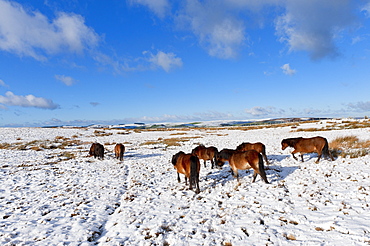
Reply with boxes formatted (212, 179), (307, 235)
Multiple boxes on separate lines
(1, 120), (370, 245)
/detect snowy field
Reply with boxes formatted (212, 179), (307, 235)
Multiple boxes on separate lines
(1, 119), (370, 245)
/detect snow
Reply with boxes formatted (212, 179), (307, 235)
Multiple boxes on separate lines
(1, 120), (370, 245)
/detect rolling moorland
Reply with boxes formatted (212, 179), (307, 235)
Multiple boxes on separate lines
(1, 118), (370, 245)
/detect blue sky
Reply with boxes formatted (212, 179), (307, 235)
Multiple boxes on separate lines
(1, 0), (370, 127)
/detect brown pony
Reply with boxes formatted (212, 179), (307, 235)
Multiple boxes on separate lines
(281, 136), (334, 163)
(171, 151), (201, 194)
(191, 144), (218, 168)
(236, 142), (269, 165)
(216, 149), (269, 183)
(114, 143), (125, 161)
(89, 143), (104, 159)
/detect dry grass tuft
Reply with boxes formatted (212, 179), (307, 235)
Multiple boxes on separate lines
(330, 136), (370, 158)
(0, 136), (85, 151)
(140, 136), (202, 148)
(94, 130), (113, 137)
(293, 119), (370, 132)
(293, 127), (330, 132)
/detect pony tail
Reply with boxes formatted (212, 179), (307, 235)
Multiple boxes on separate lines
(190, 155), (200, 193)
(323, 138), (334, 161)
(322, 139), (329, 155)
(258, 153), (269, 184)
(190, 156), (198, 185)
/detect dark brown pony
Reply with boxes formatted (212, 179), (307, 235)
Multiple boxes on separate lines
(89, 143), (104, 159)
(171, 151), (201, 194)
(236, 142), (269, 165)
(216, 149), (269, 183)
(114, 143), (125, 161)
(215, 148), (237, 168)
(281, 136), (334, 163)
(191, 144), (218, 168)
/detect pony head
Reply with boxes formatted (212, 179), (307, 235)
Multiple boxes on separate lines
(281, 139), (289, 150)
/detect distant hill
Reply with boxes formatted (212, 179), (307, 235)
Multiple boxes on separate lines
(81, 117), (334, 129)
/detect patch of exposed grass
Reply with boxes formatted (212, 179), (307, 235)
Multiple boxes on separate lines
(330, 136), (370, 158)
(0, 137), (85, 151)
(170, 132), (187, 136)
(0, 143), (12, 149)
(94, 130), (113, 137)
(140, 136), (202, 147)
(293, 127), (331, 132)
(61, 151), (76, 160)
(340, 121), (370, 129)
(292, 119), (370, 132)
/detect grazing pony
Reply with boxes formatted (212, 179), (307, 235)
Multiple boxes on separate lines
(191, 144), (218, 168)
(281, 136), (334, 163)
(89, 143), (104, 159)
(217, 149), (269, 183)
(236, 142), (269, 165)
(171, 151), (201, 194)
(215, 148), (237, 168)
(114, 143), (125, 161)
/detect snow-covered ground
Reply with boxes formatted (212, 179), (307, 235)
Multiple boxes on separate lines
(1, 120), (370, 245)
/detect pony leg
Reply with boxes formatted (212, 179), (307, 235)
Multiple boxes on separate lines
(232, 169), (239, 180)
(300, 154), (304, 162)
(177, 173), (181, 183)
(204, 160), (207, 168)
(316, 151), (322, 163)
(252, 172), (258, 182)
(329, 151), (334, 161)
(291, 153), (298, 161)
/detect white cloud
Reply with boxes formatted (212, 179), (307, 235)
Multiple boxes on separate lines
(275, 0), (357, 60)
(245, 106), (285, 116)
(176, 1), (246, 59)
(0, 0), (99, 61)
(148, 51), (183, 72)
(55, 75), (76, 86)
(351, 36), (363, 45)
(129, 0), (170, 19)
(281, 63), (296, 75)
(125, 0), (364, 61)
(0, 79), (9, 87)
(194, 111), (234, 120)
(361, 2), (370, 17)
(0, 91), (59, 109)
(347, 101), (370, 111)
(95, 50), (182, 73)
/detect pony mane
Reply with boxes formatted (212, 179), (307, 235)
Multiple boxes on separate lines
(283, 137), (302, 147)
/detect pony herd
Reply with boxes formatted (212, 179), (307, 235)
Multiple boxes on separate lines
(88, 142), (126, 161)
(172, 136), (334, 194)
(87, 136), (334, 195)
